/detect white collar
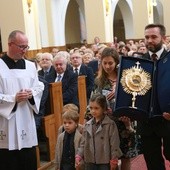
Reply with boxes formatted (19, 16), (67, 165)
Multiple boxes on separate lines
(43, 66), (51, 73)
(55, 73), (64, 82)
(73, 65), (81, 71)
(149, 48), (164, 60)
(57, 72), (64, 77)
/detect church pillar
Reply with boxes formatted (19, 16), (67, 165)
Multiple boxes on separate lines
(163, 0), (170, 36)
(131, 0), (148, 39)
(84, 0), (113, 44)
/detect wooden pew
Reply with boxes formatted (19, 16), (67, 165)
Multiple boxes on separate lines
(49, 82), (63, 129)
(36, 146), (40, 168)
(43, 82), (63, 161)
(78, 75), (87, 124)
(37, 82), (63, 169)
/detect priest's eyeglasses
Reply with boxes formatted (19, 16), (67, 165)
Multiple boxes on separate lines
(11, 42), (30, 51)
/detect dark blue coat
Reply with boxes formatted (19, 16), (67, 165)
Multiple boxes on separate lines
(69, 64), (94, 100)
(88, 59), (99, 77)
(38, 66), (56, 83)
(157, 51), (170, 113)
(137, 50), (170, 136)
(34, 75), (49, 129)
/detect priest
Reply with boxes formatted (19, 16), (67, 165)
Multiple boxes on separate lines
(0, 30), (44, 170)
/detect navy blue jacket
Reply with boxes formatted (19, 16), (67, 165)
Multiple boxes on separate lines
(69, 64), (94, 100)
(137, 50), (170, 136)
(38, 66), (56, 83)
(34, 75), (49, 129)
(88, 59), (99, 77)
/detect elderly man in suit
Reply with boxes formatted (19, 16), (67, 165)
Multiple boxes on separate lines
(69, 52), (94, 102)
(38, 52), (55, 83)
(49, 53), (79, 107)
(137, 23), (170, 170)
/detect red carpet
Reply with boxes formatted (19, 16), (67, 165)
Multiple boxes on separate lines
(131, 154), (170, 170)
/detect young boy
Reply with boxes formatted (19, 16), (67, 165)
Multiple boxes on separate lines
(55, 110), (84, 170)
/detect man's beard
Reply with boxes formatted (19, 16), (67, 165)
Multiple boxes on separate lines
(146, 42), (162, 53)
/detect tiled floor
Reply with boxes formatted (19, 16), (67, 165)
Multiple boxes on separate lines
(131, 154), (170, 170)
(41, 154), (170, 170)
(131, 154), (147, 170)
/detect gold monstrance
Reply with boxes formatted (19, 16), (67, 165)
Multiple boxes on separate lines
(120, 61), (152, 108)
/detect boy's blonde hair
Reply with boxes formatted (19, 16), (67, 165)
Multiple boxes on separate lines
(62, 103), (79, 114)
(62, 110), (79, 124)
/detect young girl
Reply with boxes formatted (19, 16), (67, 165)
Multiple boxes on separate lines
(55, 110), (84, 170)
(76, 93), (122, 170)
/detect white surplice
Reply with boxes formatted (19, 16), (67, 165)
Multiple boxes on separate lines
(0, 59), (44, 150)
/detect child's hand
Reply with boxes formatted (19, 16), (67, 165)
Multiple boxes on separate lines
(76, 164), (80, 170)
(75, 154), (82, 168)
(110, 164), (118, 170)
(110, 159), (118, 170)
(75, 158), (80, 168)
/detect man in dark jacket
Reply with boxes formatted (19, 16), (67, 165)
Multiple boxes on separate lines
(70, 52), (94, 102)
(137, 24), (170, 170)
(48, 54), (79, 107)
(38, 52), (55, 83)
(34, 75), (49, 129)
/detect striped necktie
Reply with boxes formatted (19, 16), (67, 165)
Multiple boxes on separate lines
(74, 68), (78, 75)
(57, 74), (62, 82)
(44, 71), (48, 78)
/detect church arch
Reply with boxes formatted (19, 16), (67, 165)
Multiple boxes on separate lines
(112, 0), (133, 42)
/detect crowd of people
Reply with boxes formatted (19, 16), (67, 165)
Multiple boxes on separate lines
(35, 23), (170, 170)
(1, 23), (170, 170)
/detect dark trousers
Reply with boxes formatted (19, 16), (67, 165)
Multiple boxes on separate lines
(61, 163), (76, 170)
(0, 147), (37, 170)
(85, 163), (110, 170)
(141, 134), (170, 170)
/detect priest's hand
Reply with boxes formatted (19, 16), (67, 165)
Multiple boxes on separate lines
(25, 89), (33, 99)
(15, 89), (32, 103)
(163, 112), (170, 121)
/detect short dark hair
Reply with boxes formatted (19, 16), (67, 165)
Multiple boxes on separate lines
(145, 24), (166, 36)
